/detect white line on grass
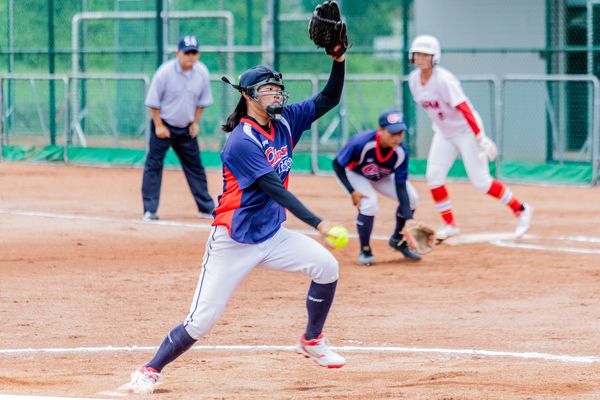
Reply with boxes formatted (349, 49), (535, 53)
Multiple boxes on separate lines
(0, 344), (599, 364)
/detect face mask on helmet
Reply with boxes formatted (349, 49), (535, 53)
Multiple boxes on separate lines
(253, 86), (289, 121)
(221, 65), (289, 120)
(265, 103), (284, 120)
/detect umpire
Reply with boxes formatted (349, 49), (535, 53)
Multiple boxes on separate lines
(142, 34), (215, 221)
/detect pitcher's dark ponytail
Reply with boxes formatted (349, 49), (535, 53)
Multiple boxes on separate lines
(221, 96), (247, 133)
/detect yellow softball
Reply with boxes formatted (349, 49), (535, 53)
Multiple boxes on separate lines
(326, 225), (349, 250)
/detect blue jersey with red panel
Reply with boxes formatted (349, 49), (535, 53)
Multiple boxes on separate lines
(213, 99), (315, 244)
(335, 130), (409, 183)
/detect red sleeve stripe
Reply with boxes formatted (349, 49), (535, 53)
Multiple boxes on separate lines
(456, 101), (480, 135)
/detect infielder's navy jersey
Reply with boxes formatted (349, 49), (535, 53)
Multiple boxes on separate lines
(213, 100), (315, 244)
(335, 130), (409, 183)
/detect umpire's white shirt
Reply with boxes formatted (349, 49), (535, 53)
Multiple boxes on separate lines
(145, 59), (213, 128)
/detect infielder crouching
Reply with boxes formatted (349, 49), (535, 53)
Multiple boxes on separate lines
(333, 109), (422, 265)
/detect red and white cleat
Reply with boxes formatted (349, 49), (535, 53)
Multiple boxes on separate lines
(435, 224), (460, 242)
(127, 366), (161, 394)
(515, 203), (533, 238)
(296, 333), (346, 368)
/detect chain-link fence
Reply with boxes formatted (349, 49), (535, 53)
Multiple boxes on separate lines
(0, 0), (408, 158)
(501, 74), (599, 185)
(0, 3), (407, 104)
(405, 0), (600, 184)
(1, 0), (599, 184)
(0, 74), (69, 149)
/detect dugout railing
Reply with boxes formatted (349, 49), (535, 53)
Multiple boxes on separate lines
(281, 74), (320, 173)
(0, 74), (70, 162)
(71, 11), (235, 79)
(314, 73), (402, 175)
(502, 74), (600, 186)
(69, 73), (150, 154)
(0, 73), (150, 163)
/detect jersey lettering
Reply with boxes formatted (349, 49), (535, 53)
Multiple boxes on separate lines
(409, 67), (480, 136)
(183, 35), (198, 47)
(265, 145), (288, 166)
(335, 130), (408, 183)
(276, 157), (293, 174)
(361, 163), (392, 179)
(421, 100), (440, 109)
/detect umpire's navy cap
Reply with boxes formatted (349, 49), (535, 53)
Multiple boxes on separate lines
(379, 109), (407, 134)
(238, 65), (284, 90)
(178, 35), (200, 52)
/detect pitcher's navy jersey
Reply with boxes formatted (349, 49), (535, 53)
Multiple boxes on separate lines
(213, 100), (315, 244)
(335, 130), (409, 183)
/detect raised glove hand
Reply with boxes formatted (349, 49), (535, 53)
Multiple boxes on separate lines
(403, 221), (436, 254)
(476, 134), (498, 161)
(308, 1), (350, 58)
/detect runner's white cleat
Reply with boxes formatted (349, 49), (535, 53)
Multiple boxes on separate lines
(435, 224), (460, 241)
(127, 366), (161, 394)
(296, 333), (346, 368)
(515, 203), (533, 238)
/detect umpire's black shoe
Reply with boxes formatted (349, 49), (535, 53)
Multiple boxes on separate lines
(389, 236), (421, 261)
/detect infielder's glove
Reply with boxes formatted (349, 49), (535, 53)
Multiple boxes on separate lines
(308, 1), (350, 58)
(405, 223), (436, 254)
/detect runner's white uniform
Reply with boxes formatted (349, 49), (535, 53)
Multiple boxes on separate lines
(408, 66), (490, 191)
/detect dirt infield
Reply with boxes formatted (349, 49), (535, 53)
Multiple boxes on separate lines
(1, 162), (599, 399)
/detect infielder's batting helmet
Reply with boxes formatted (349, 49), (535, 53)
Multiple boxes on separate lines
(409, 35), (441, 65)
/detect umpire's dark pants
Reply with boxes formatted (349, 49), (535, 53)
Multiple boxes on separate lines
(142, 120), (215, 215)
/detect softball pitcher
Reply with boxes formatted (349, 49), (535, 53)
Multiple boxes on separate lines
(127, 53), (347, 394)
(333, 109), (421, 265)
(408, 34), (533, 240)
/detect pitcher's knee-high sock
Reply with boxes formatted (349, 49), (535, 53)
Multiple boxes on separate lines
(146, 324), (196, 372)
(430, 185), (456, 225)
(356, 213), (374, 251)
(305, 280), (337, 340)
(486, 179), (525, 215)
